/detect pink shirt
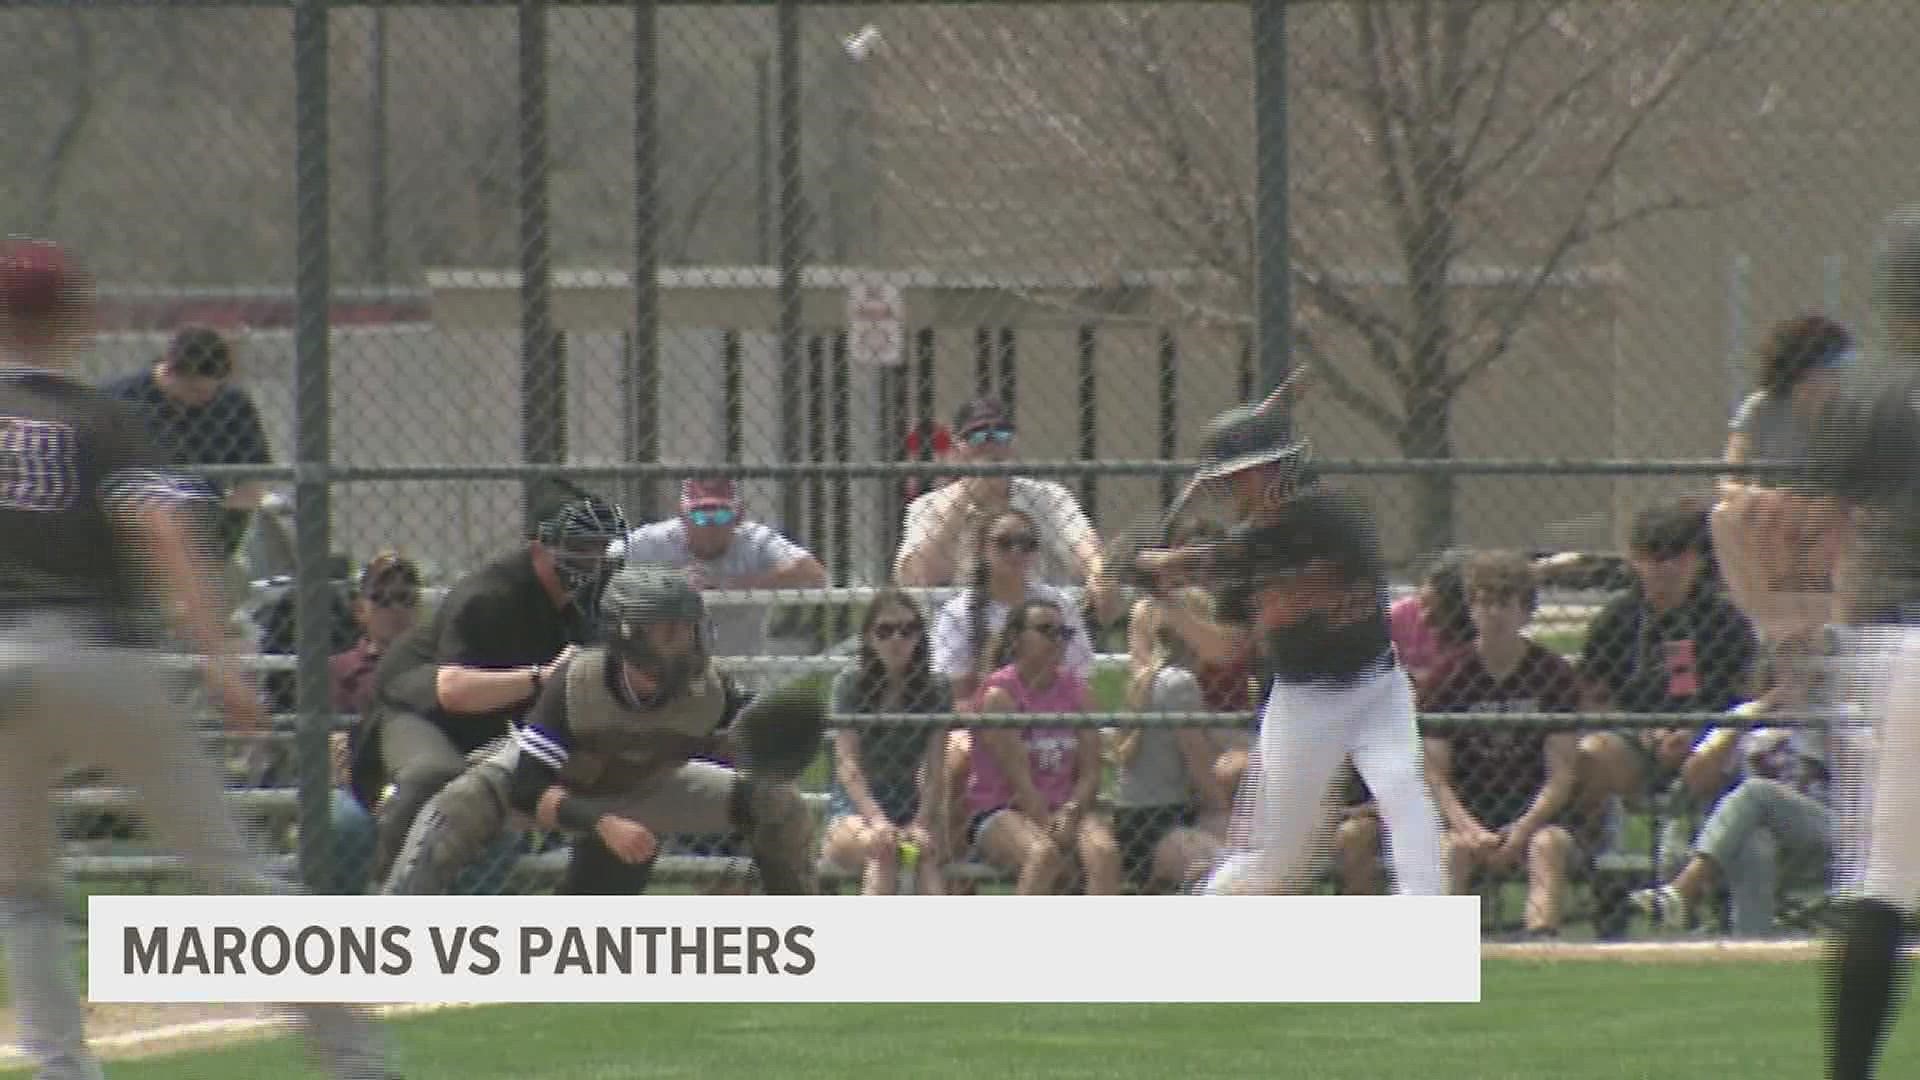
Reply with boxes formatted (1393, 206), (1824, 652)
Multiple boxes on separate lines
(965, 664), (1087, 815)
(1389, 594), (1445, 682)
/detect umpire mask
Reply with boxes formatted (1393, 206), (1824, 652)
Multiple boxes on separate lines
(536, 496), (631, 621)
(600, 564), (709, 701)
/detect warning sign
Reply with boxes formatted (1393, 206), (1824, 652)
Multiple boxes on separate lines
(847, 279), (904, 367)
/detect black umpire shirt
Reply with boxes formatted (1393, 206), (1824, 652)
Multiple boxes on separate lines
(0, 367), (181, 626)
(1222, 487), (1395, 686)
(372, 548), (582, 757)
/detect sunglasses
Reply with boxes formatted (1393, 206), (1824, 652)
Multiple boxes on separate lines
(687, 507), (739, 528)
(991, 533), (1040, 553)
(366, 588), (418, 609)
(871, 620), (921, 641)
(962, 426), (1015, 447)
(1025, 622), (1075, 641)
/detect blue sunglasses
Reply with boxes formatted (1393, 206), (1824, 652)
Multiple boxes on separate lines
(963, 426), (1015, 447)
(687, 507), (739, 528)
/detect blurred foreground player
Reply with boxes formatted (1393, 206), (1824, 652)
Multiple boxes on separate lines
(1140, 403), (1445, 895)
(0, 239), (395, 1078)
(383, 564), (818, 896)
(1714, 204), (1920, 1080)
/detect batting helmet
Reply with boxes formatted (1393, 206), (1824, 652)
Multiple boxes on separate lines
(598, 563), (708, 699)
(1194, 403), (1314, 484)
(535, 494), (631, 617)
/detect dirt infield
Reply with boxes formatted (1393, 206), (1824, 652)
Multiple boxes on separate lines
(0, 938), (1860, 1067)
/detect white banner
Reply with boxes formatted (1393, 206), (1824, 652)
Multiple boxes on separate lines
(89, 895), (1481, 1004)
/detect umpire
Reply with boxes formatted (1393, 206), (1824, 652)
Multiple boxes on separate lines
(355, 491), (631, 885)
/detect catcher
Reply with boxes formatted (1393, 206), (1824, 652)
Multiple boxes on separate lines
(1712, 205), (1920, 1080)
(382, 563), (823, 896)
(1134, 401), (1445, 896)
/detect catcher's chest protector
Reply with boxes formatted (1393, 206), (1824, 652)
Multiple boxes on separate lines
(558, 648), (727, 796)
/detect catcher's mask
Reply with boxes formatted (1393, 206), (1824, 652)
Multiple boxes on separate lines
(599, 563), (708, 700)
(536, 495), (631, 620)
(1195, 404), (1316, 505)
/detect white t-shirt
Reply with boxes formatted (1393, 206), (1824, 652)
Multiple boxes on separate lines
(611, 518), (810, 658)
(895, 477), (1098, 586)
(930, 580), (1095, 681)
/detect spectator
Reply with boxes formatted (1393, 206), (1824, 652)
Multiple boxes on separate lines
(893, 396), (1114, 618)
(1573, 501), (1760, 822)
(322, 551), (516, 894)
(932, 508), (1096, 703)
(1419, 550), (1588, 938)
(1723, 314), (1855, 492)
(613, 477), (828, 681)
(968, 597), (1121, 895)
(102, 324), (272, 560)
(1111, 586), (1236, 893)
(930, 509), (1096, 870)
(820, 591), (954, 895)
(1632, 638), (1839, 937)
(1392, 549), (1477, 687)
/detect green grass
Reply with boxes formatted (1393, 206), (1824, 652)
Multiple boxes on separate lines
(19, 957), (1910, 1079)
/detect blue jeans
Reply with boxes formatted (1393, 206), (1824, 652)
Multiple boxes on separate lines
(1695, 778), (1832, 937)
(320, 789), (521, 895)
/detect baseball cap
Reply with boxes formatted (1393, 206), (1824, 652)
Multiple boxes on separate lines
(680, 477), (741, 511)
(952, 397), (1013, 436)
(0, 238), (91, 333)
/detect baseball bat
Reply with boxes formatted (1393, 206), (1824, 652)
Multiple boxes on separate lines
(1160, 362), (1312, 529)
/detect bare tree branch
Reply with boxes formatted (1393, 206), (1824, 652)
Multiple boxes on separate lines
(1294, 329), (1400, 432)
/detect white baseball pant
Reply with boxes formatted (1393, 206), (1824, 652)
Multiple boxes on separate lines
(1202, 660), (1446, 896)
(0, 609), (392, 1080)
(1831, 626), (1920, 910)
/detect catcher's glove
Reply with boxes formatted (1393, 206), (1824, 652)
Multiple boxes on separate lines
(729, 682), (828, 783)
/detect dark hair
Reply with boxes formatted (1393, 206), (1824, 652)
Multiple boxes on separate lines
(968, 507), (1038, 677)
(1756, 314), (1852, 396)
(992, 596), (1066, 671)
(1462, 549), (1539, 617)
(1418, 549), (1476, 647)
(165, 324), (234, 380)
(1629, 502), (1708, 560)
(850, 589), (938, 712)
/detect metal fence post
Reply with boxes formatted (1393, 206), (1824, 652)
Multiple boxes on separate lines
(519, 0), (561, 529)
(776, 0), (807, 541)
(632, 0), (661, 523)
(292, 0), (334, 893)
(1252, 0), (1291, 399)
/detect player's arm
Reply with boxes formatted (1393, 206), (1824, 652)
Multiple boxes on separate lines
(432, 597), (573, 716)
(115, 496), (267, 731)
(504, 681), (656, 863)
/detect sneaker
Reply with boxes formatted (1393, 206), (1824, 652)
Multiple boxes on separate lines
(1629, 884), (1690, 930)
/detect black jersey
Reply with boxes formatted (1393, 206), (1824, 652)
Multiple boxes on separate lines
(0, 367), (188, 616)
(1222, 487), (1394, 685)
(1795, 359), (1920, 626)
(372, 547), (584, 756)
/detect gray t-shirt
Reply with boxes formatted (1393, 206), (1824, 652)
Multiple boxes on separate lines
(1112, 666), (1204, 808)
(1731, 390), (1812, 467)
(827, 666), (954, 821)
(612, 518), (809, 657)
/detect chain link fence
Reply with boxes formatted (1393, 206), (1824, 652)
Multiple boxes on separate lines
(19, 0), (1893, 938)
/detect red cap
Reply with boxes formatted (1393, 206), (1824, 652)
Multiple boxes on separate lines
(680, 477), (740, 510)
(0, 239), (89, 325)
